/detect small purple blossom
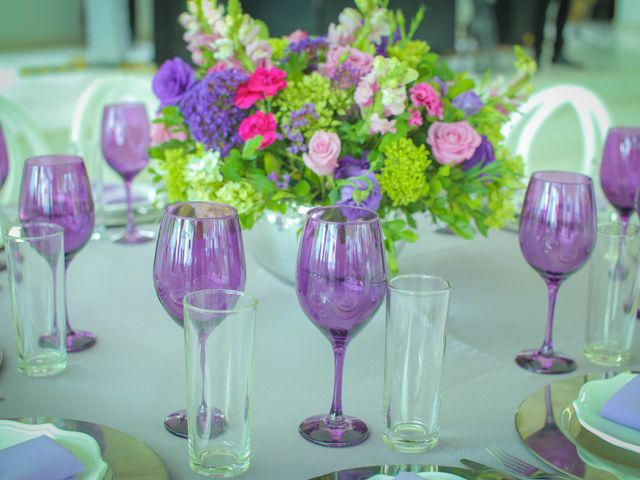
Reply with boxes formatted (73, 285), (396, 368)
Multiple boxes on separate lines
(452, 91), (484, 116)
(433, 76), (451, 96)
(338, 171), (382, 211)
(282, 36), (328, 66)
(179, 68), (248, 156)
(268, 172), (291, 189)
(282, 104), (317, 154)
(462, 135), (495, 171)
(152, 57), (195, 107)
(331, 62), (361, 89)
(335, 153), (370, 180)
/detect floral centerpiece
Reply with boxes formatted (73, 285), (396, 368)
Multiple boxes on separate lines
(149, 0), (536, 272)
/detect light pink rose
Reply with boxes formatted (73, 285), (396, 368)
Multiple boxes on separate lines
(302, 131), (341, 176)
(321, 46), (373, 78)
(369, 113), (396, 135)
(427, 121), (482, 166)
(150, 122), (187, 146)
(410, 82), (443, 119)
(287, 29), (308, 43)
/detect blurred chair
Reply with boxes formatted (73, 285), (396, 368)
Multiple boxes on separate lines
(503, 83), (612, 178)
(0, 96), (50, 203)
(69, 75), (157, 146)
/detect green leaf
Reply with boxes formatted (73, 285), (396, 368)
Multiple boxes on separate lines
(399, 229), (419, 242)
(242, 136), (263, 160)
(221, 157), (243, 181)
(293, 180), (311, 197)
(264, 153), (280, 174)
(248, 172), (275, 194)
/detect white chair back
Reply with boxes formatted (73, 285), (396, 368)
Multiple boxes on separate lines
(0, 95), (50, 203)
(503, 84), (612, 178)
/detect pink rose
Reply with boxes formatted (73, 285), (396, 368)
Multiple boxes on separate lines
(238, 111), (277, 149)
(410, 82), (444, 119)
(369, 113), (396, 135)
(321, 46), (373, 77)
(235, 67), (287, 109)
(302, 131), (341, 176)
(287, 29), (308, 43)
(427, 121), (482, 166)
(408, 108), (423, 127)
(150, 121), (187, 146)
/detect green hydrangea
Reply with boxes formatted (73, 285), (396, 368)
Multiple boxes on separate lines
(184, 148), (223, 200)
(273, 72), (351, 137)
(213, 181), (264, 226)
(378, 138), (431, 206)
(268, 37), (288, 62)
(387, 40), (430, 70)
(163, 148), (189, 202)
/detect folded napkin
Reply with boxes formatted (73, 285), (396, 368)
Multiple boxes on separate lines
(0, 435), (83, 480)
(600, 374), (640, 430)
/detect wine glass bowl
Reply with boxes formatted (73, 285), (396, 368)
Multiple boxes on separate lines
(101, 102), (154, 244)
(19, 155), (96, 352)
(600, 127), (640, 226)
(152, 201), (246, 437)
(517, 171), (596, 374)
(296, 206), (387, 447)
(0, 122), (8, 191)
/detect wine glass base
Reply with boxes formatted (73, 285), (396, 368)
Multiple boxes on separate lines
(516, 350), (576, 374)
(66, 331), (97, 353)
(299, 414), (369, 447)
(111, 229), (155, 245)
(164, 409), (226, 439)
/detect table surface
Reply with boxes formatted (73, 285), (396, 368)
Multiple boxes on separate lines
(1, 227), (638, 480)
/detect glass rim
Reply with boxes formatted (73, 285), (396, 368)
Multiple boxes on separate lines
(4, 222), (64, 241)
(388, 274), (451, 296)
(103, 101), (147, 110)
(164, 201), (239, 221)
(597, 222), (640, 238)
(530, 170), (592, 185)
(183, 289), (258, 314)
(306, 205), (379, 225)
(26, 154), (83, 167)
(607, 126), (640, 134)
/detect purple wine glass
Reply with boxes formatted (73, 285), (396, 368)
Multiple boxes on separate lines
(153, 201), (246, 438)
(518, 171), (596, 374)
(296, 206), (387, 447)
(0, 122), (8, 191)
(19, 155), (96, 352)
(101, 102), (154, 244)
(600, 127), (640, 231)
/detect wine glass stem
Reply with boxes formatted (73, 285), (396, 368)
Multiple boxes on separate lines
(540, 281), (559, 356)
(124, 179), (136, 237)
(329, 343), (346, 421)
(63, 260), (74, 336)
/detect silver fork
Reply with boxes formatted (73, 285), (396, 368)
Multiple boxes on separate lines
(486, 447), (576, 479)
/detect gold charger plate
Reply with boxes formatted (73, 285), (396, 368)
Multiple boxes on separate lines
(12, 417), (169, 480)
(515, 373), (640, 479)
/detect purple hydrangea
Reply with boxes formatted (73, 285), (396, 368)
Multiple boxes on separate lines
(462, 135), (495, 171)
(452, 91), (484, 116)
(338, 171), (382, 211)
(152, 57), (195, 107)
(179, 69), (248, 156)
(335, 153), (370, 180)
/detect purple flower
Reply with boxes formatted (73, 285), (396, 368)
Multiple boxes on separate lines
(452, 91), (484, 116)
(338, 171), (382, 211)
(334, 153), (370, 180)
(179, 68), (248, 156)
(433, 76), (451, 96)
(462, 135), (495, 171)
(268, 172), (291, 190)
(152, 57), (195, 107)
(282, 37), (328, 66)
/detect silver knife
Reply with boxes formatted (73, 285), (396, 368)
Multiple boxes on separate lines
(460, 459), (520, 480)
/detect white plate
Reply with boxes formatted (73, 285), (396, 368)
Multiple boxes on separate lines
(573, 372), (640, 454)
(0, 420), (109, 479)
(368, 474), (466, 480)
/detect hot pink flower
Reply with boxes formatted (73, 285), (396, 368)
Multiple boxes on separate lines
(235, 67), (287, 109)
(408, 109), (423, 127)
(410, 82), (444, 119)
(427, 121), (482, 166)
(238, 111), (277, 149)
(302, 131), (341, 176)
(150, 121), (187, 146)
(369, 113), (396, 135)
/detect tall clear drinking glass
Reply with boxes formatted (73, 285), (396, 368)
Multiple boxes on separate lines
(101, 102), (154, 244)
(184, 289), (257, 477)
(518, 171), (596, 374)
(383, 274), (450, 453)
(5, 222), (66, 376)
(296, 206), (387, 447)
(584, 223), (640, 366)
(153, 202), (246, 438)
(600, 127), (640, 231)
(19, 155), (96, 352)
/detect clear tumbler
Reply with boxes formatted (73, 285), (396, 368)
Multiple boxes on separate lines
(383, 274), (450, 453)
(5, 222), (66, 376)
(183, 289), (257, 477)
(584, 223), (640, 366)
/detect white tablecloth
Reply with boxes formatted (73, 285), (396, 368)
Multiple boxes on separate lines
(1, 228), (638, 479)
